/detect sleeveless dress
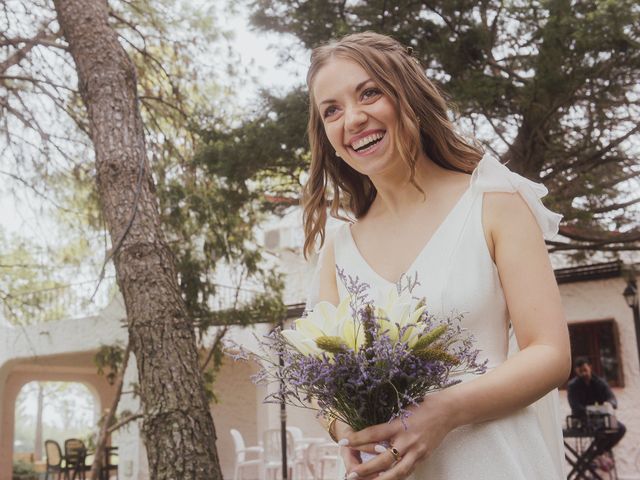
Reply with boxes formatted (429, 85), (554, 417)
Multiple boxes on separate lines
(310, 155), (566, 479)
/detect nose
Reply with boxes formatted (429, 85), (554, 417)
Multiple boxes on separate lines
(344, 104), (367, 133)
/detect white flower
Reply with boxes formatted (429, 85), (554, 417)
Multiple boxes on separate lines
(375, 287), (427, 347)
(280, 329), (323, 356)
(281, 296), (355, 355)
(341, 316), (366, 352)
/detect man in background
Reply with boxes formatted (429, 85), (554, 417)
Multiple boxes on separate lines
(568, 357), (626, 466)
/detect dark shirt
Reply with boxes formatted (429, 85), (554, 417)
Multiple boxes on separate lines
(567, 374), (617, 417)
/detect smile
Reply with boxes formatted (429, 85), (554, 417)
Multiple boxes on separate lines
(349, 131), (386, 155)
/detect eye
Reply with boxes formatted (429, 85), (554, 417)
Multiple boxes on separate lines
(361, 87), (381, 100)
(323, 105), (338, 118)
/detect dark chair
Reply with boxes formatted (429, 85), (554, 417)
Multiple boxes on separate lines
(44, 439), (67, 480)
(64, 438), (91, 480)
(100, 446), (118, 480)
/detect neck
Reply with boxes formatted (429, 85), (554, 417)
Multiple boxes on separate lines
(368, 153), (445, 217)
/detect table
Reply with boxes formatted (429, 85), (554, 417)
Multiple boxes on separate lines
(563, 415), (619, 480)
(73, 446), (118, 480)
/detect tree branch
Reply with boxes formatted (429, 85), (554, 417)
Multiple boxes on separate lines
(201, 325), (229, 372)
(0, 23), (58, 74)
(107, 413), (144, 434)
(89, 343), (131, 480)
(0, 74), (76, 92)
(590, 196), (640, 215)
(558, 226), (640, 244)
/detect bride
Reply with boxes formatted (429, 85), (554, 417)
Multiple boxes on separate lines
(302, 31), (570, 479)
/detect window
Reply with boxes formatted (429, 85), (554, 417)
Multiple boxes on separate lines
(568, 320), (624, 387)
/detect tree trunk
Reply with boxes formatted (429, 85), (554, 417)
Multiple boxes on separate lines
(34, 383), (43, 461)
(52, 1), (223, 478)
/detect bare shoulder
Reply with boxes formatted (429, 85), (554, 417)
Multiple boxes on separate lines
(482, 191), (543, 261)
(484, 191), (542, 234)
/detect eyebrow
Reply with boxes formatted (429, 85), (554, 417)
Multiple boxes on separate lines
(318, 78), (373, 106)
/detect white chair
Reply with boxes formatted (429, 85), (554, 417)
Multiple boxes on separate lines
(286, 426), (310, 479)
(230, 429), (263, 480)
(306, 442), (339, 480)
(262, 428), (295, 480)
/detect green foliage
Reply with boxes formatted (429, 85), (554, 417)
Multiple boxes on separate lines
(94, 344), (126, 385)
(193, 87), (311, 204)
(249, 0), (640, 256)
(0, 231), (79, 324)
(12, 459), (37, 480)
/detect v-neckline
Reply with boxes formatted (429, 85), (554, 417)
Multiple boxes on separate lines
(345, 181), (473, 286)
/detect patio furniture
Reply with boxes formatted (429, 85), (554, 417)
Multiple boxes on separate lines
(44, 440), (68, 480)
(230, 429), (263, 480)
(64, 438), (91, 480)
(262, 428), (295, 480)
(286, 427), (313, 479)
(563, 414), (619, 480)
(99, 446), (119, 480)
(305, 441), (339, 480)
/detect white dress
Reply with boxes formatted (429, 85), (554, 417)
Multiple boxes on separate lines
(312, 155), (566, 479)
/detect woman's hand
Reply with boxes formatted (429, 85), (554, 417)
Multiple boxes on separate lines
(341, 392), (454, 480)
(335, 420), (379, 480)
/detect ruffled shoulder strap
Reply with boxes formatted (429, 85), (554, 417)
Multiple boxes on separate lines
(470, 155), (562, 240)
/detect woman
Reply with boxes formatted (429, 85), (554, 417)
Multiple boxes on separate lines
(303, 31), (570, 479)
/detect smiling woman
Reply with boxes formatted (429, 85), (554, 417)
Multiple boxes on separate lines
(301, 32), (570, 480)
(303, 33), (484, 259)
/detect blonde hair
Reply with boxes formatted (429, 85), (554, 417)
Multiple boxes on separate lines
(303, 31), (483, 258)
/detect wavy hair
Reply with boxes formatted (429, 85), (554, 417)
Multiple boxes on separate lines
(303, 31), (484, 258)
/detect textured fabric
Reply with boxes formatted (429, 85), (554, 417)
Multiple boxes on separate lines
(327, 155), (565, 479)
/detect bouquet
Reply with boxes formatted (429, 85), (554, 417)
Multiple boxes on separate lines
(230, 268), (486, 460)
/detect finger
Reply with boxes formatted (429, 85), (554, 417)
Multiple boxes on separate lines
(342, 449), (379, 480)
(343, 421), (399, 448)
(340, 446), (361, 468)
(348, 448), (396, 478)
(348, 442), (384, 454)
(375, 450), (418, 480)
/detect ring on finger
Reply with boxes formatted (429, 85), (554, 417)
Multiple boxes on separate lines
(389, 445), (402, 462)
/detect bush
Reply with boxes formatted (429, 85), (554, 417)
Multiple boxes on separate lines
(12, 459), (38, 480)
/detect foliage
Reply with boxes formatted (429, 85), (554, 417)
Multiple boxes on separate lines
(0, 231), (80, 324)
(1, 0), (285, 369)
(248, 0), (640, 257)
(12, 459), (37, 480)
(94, 343), (126, 385)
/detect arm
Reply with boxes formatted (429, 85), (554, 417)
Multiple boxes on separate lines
(597, 377), (618, 409)
(345, 192), (572, 479)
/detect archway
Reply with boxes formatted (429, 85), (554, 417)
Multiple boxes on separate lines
(15, 380), (98, 468)
(0, 352), (117, 480)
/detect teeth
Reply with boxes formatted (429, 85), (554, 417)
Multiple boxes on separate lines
(351, 132), (384, 150)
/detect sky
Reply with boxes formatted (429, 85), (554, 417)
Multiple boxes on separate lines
(223, 2), (306, 99)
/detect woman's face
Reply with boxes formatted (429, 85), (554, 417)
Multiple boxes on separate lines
(313, 57), (401, 178)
